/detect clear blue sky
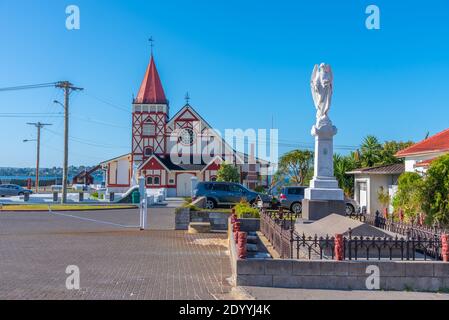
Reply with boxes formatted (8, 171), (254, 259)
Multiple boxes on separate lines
(1, 0), (448, 168)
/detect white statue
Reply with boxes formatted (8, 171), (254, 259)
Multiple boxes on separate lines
(311, 63), (334, 127)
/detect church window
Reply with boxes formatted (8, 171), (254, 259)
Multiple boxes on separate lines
(146, 176), (153, 185)
(154, 176), (160, 185)
(144, 147), (153, 156)
(143, 121), (156, 136)
(178, 128), (195, 145)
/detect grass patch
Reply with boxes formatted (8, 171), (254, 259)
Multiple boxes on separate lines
(0, 204), (137, 212)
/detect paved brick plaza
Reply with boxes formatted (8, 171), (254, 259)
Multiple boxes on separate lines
(0, 208), (232, 300)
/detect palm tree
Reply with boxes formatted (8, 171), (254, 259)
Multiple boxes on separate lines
(360, 135), (382, 167)
(333, 154), (357, 197)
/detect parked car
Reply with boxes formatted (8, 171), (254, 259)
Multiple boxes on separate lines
(0, 184), (33, 197)
(279, 186), (359, 215)
(193, 182), (272, 209)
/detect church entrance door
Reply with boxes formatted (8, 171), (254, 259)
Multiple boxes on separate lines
(177, 173), (195, 197)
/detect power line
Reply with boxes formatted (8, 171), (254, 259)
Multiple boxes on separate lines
(82, 91), (130, 113)
(43, 127), (129, 149)
(0, 82), (58, 92)
(71, 114), (131, 129)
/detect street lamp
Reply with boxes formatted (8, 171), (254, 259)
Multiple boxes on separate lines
(23, 137), (40, 193)
(53, 100), (64, 108)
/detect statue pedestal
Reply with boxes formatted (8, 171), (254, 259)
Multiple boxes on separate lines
(301, 199), (346, 221)
(303, 122), (345, 221)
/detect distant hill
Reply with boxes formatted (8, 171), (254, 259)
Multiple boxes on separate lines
(0, 166), (104, 182)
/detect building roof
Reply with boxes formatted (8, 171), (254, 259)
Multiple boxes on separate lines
(139, 154), (208, 172)
(346, 163), (405, 175)
(396, 128), (449, 157)
(134, 55), (167, 104)
(99, 153), (131, 166)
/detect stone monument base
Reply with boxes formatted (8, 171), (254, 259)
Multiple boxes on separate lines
(301, 199), (346, 221)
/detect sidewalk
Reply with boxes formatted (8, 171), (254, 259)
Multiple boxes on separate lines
(241, 286), (449, 300)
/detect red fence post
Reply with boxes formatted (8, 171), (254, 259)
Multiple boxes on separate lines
(334, 234), (344, 261)
(233, 221), (241, 244)
(442, 234), (449, 262)
(238, 232), (247, 259)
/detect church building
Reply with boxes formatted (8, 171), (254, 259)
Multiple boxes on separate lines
(100, 52), (270, 197)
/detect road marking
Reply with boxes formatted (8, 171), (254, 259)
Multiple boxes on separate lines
(50, 211), (139, 228)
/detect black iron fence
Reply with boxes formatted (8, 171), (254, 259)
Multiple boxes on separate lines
(347, 211), (449, 240)
(260, 210), (444, 261)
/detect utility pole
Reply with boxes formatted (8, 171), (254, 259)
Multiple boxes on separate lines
(55, 81), (83, 204)
(25, 122), (52, 193)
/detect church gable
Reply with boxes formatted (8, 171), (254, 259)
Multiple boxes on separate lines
(139, 155), (170, 171)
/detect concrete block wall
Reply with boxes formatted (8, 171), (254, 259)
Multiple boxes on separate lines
(176, 207), (262, 232)
(175, 208), (190, 230)
(234, 258), (449, 292)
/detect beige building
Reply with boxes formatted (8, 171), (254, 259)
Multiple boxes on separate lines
(347, 163), (404, 215)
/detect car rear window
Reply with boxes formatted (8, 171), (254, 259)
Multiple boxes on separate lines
(288, 187), (305, 196)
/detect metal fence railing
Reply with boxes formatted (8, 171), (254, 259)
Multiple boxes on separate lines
(260, 209), (444, 261)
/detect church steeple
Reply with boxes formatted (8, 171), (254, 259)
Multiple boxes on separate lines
(134, 54), (167, 105)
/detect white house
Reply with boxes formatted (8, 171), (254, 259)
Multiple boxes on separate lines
(395, 128), (449, 173)
(347, 128), (449, 215)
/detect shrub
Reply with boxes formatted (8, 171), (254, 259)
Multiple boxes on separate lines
(217, 163), (240, 183)
(91, 191), (99, 199)
(392, 172), (423, 222)
(421, 154), (449, 225)
(234, 200), (260, 218)
(183, 204), (202, 212)
(183, 197), (193, 205)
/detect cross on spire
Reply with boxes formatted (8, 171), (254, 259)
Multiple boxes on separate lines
(149, 36), (155, 55)
(185, 92), (190, 105)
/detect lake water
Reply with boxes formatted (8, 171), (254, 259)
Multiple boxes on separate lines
(0, 176), (103, 183)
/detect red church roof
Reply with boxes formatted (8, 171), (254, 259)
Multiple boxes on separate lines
(134, 55), (167, 104)
(396, 128), (449, 157)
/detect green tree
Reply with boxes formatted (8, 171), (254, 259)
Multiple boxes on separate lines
(359, 135), (382, 167)
(275, 150), (314, 186)
(333, 153), (357, 197)
(216, 162), (240, 183)
(378, 141), (414, 166)
(392, 172), (424, 222)
(421, 154), (449, 225)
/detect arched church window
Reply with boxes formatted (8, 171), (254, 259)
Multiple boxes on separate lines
(154, 177), (160, 185)
(146, 176), (153, 185)
(144, 147), (153, 156)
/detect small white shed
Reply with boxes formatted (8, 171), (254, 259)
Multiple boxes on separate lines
(347, 163), (404, 215)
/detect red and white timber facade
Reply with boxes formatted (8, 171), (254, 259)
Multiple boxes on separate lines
(101, 53), (270, 197)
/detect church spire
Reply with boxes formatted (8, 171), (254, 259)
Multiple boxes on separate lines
(134, 40), (167, 105)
